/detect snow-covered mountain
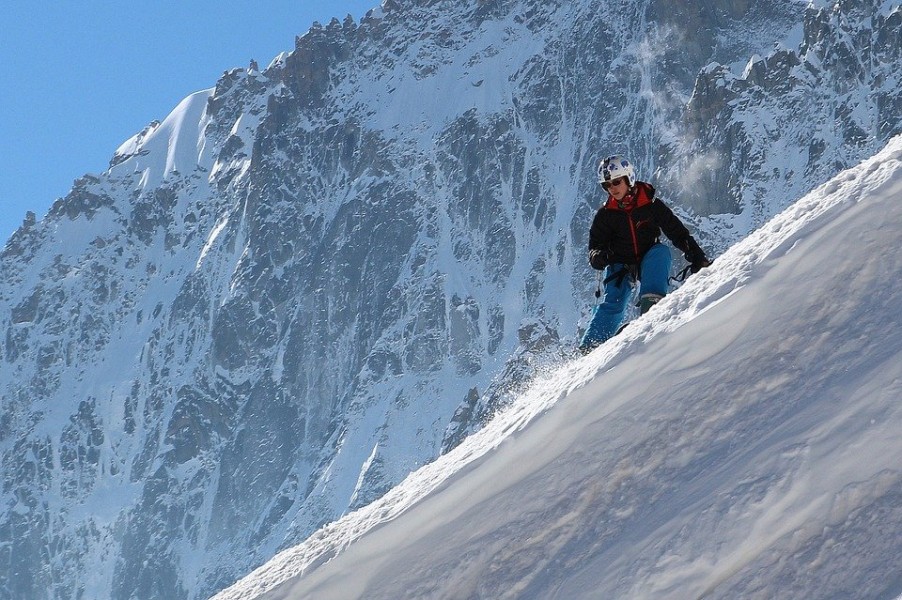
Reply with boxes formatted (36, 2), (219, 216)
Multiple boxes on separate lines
(1, 0), (899, 598)
(218, 132), (902, 600)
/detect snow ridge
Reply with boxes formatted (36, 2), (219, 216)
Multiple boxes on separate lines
(111, 88), (214, 190)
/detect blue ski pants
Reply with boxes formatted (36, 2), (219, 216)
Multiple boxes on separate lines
(579, 243), (672, 350)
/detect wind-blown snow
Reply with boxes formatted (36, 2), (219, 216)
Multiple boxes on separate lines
(215, 135), (902, 599)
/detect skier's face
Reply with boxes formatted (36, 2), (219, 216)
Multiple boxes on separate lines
(604, 177), (629, 200)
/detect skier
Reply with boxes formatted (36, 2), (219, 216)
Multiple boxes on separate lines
(579, 155), (711, 352)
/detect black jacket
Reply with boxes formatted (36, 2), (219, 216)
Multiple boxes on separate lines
(588, 182), (705, 268)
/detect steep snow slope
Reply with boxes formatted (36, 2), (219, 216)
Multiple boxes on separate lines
(216, 136), (902, 599)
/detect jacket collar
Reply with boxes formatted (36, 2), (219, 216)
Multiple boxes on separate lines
(605, 181), (656, 210)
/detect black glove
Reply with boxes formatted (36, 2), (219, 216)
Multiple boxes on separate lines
(685, 249), (711, 273)
(589, 249), (611, 271)
(691, 258), (711, 273)
(680, 237), (711, 273)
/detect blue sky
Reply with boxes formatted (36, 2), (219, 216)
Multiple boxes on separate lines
(0, 1), (377, 242)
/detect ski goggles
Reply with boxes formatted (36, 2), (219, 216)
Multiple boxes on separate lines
(601, 177), (628, 190)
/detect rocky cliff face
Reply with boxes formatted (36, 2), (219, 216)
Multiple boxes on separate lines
(1, 0), (898, 598)
(667, 0), (902, 237)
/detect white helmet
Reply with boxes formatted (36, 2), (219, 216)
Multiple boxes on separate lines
(597, 155), (636, 187)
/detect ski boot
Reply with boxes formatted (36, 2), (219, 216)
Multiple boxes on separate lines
(638, 293), (664, 315)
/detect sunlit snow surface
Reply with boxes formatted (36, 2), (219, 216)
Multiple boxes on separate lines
(213, 138), (902, 599)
